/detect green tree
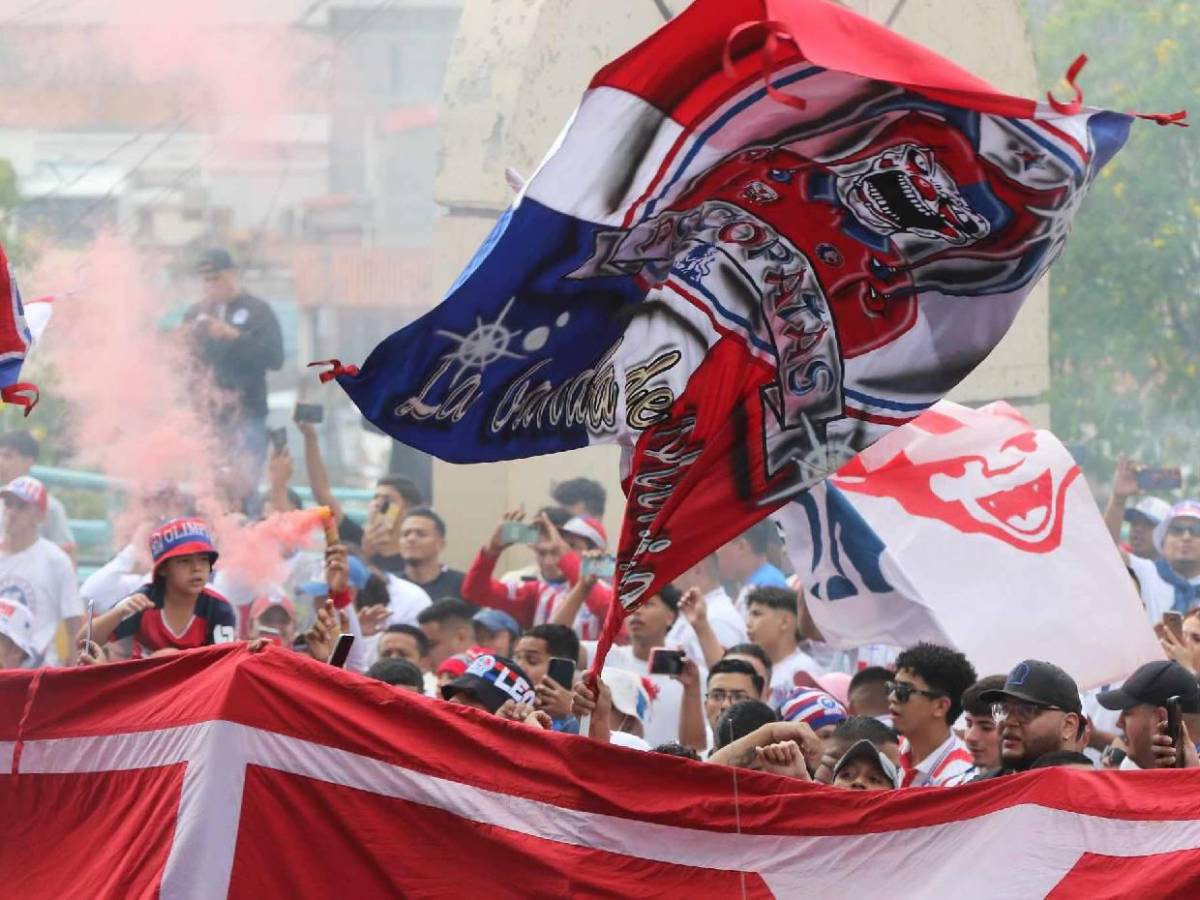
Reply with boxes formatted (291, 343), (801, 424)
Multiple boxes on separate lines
(1028, 0), (1200, 478)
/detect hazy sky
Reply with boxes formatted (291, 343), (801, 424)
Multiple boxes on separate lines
(0, 0), (460, 27)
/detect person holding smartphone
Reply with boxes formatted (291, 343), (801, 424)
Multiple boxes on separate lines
(512, 624), (581, 733)
(1120, 499), (1200, 623)
(183, 248), (283, 495)
(1096, 660), (1200, 770)
(1103, 458), (1173, 562)
(462, 508), (610, 637)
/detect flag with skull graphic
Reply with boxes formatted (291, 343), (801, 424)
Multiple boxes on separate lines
(329, 0), (1157, 660)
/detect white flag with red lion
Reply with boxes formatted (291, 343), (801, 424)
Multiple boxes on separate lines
(775, 400), (1161, 689)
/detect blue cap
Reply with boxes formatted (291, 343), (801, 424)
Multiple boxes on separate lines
(472, 607), (521, 637)
(297, 555), (369, 597)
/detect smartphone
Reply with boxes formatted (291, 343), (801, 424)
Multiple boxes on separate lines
(547, 656), (576, 689)
(582, 555), (617, 579)
(648, 647), (685, 676)
(1166, 695), (1184, 768)
(294, 402), (324, 424)
(84, 598), (94, 648)
(1136, 467), (1182, 492)
(268, 427), (288, 453)
(500, 521), (541, 545)
(328, 633), (354, 668)
(1101, 745), (1127, 768)
(1164, 612), (1185, 643)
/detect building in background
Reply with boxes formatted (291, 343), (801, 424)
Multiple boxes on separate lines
(0, 1), (463, 499)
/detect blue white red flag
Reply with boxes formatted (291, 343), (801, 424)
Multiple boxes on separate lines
(774, 400), (1162, 690)
(327, 0), (1171, 660)
(0, 240), (36, 415)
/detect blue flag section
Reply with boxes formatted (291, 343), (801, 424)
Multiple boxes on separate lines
(341, 200), (643, 462)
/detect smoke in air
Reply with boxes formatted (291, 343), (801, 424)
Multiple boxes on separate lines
(29, 5), (327, 595)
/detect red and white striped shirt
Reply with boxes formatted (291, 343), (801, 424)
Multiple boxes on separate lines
(898, 733), (976, 787)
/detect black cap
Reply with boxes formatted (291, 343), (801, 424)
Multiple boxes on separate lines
(979, 659), (1082, 714)
(1096, 660), (1200, 714)
(440, 653), (535, 714)
(195, 247), (236, 274)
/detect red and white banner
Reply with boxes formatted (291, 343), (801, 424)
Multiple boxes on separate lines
(776, 401), (1162, 690)
(3, 645), (1200, 898)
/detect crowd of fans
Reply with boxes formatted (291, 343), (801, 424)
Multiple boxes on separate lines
(1, 250), (1198, 787)
(0, 411), (1198, 788)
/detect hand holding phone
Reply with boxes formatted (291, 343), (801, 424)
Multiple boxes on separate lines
(293, 402), (324, 424)
(648, 647), (685, 676)
(546, 656), (576, 689)
(582, 555), (616, 579)
(500, 521), (541, 545)
(328, 633), (355, 669)
(268, 427), (288, 453)
(1136, 467), (1182, 492)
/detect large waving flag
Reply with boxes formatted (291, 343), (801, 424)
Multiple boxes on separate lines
(5, 645), (1200, 897)
(774, 401), (1163, 690)
(326, 0), (1169, 659)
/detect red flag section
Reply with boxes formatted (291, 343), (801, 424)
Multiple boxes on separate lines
(3, 645), (1200, 897)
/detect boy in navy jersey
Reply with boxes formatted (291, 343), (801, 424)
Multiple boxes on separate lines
(88, 518), (236, 658)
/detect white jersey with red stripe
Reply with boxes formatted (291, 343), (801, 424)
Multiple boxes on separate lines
(529, 580), (606, 641)
(898, 733), (976, 788)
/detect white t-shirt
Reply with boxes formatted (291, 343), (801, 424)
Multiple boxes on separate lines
(768, 645), (822, 709)
(584, 642), (684, 749)
(665, 588), (748, 676)
(0, 537), (81, 665)
(1081, 685), (1122, 764)
(80, 544), (148, 613)
(1128, 555), (1200, 623)
(385, 573), (431, 626)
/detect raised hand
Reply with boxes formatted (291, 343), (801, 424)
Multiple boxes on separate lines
(487, 508), (526, 555)
(679, 587), (708, 627)
(324, 544), (350, 596)
(1112, 457), (1141, 499)
(535, 676), (575, 720)
(304, 599), (341, 663)
(752, 740), (812, 780)
(358, 604), (391, 637)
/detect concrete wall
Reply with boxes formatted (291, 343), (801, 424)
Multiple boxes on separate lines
(429, 0), (1052, 568)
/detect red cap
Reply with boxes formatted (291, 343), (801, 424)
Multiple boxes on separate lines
(249, 594), (296, 622)
(149, 517), (218, 573)
(0, 476), (47, 513)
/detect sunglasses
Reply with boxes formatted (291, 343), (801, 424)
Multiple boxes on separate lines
(991, 700), (1063, 724)
(1167, 523), (1200, 538)
(887, 681), (946, 704)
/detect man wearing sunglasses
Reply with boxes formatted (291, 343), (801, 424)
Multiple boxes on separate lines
(888, 643), (977, 787)
(979, 659), (1085, 774)
(1121, 500), (1200, 622)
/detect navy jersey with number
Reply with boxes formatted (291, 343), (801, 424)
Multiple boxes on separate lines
(111, 582), (237, 658)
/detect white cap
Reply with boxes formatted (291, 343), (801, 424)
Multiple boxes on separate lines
(1153, 500), (1200, 553)
(1125, 496), (1172, 527)
(608, 730), (651, 751)
(602, 667), (650, 725)
(0, 597), (34, 660)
